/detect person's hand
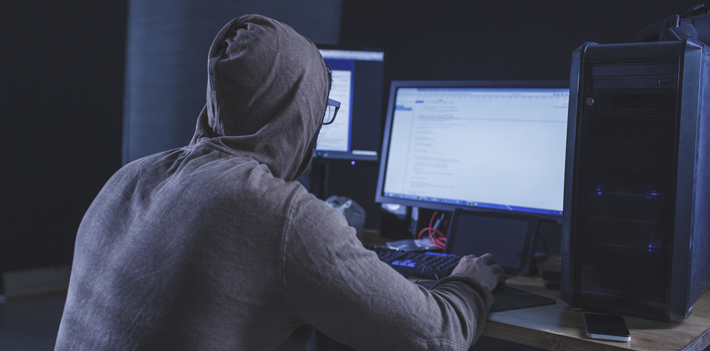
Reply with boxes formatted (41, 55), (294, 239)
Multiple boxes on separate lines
(451, 253), (507, 292)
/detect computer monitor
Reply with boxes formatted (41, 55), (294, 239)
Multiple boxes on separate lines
(375, 80), (569, 221)
(316, 46), (385, 162)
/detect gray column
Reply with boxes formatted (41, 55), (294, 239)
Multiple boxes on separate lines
(123, 0), (343, 163)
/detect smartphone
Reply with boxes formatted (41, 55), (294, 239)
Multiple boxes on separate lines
(541, 271), (560, 289)
(583, 313), (631, 342)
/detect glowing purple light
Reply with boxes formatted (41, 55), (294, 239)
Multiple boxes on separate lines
(646, 190), (661, 200)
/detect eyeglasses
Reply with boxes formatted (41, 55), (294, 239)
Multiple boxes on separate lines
(323, 98), (340, 125)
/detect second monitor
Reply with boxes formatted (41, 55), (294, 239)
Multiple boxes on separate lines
(316, 46), (385, 162)
(376, 80), (570, 221)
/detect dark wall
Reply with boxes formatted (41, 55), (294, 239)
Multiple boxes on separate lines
(341, 0), (702, 82)
(1, 1), (127, 274)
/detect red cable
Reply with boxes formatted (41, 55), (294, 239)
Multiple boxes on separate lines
(417, 211), (449, 250)
(418, 226), (446, 239)
(417, 226), (447, 249)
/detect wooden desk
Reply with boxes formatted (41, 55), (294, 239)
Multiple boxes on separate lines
(361, 231), (710, 351)
(485, 256), (710, 351)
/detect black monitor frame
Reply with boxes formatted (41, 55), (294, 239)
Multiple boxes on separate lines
(375, 80), (569, 223)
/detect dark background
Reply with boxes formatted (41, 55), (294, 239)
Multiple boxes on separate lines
(0, 0), (702, 278)
(1, 1), (128, 275)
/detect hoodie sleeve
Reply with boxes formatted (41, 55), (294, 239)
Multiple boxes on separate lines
(281, 192), (493, 351)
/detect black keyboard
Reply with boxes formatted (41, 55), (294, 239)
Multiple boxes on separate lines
(366, 246), (462, 280)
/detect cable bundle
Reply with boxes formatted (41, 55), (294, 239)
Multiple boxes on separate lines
(417, 211), (449, 250)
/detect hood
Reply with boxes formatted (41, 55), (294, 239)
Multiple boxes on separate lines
(190, 14), (329, 181)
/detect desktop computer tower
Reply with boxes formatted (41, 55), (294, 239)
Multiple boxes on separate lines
(561, 39), (710, 322)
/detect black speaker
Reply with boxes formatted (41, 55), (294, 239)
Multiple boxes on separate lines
(562, 39), (710, 322)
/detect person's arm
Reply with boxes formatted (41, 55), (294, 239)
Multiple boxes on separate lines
(282, 194), (505, 351)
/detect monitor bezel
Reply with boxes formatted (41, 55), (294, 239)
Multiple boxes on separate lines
(375, 80), (570, 223)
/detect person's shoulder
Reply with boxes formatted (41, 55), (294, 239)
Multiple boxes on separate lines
(287, 186), (349, 232)
(208, 156), (308, 206)
(119, 147), (189, 175)
(101, 149), (182, 189)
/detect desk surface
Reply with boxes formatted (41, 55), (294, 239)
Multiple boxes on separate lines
(361, 231), (710, 351)
(485, 256), (710, 351)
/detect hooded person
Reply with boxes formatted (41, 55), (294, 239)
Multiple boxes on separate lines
(55, 14), (503, 351)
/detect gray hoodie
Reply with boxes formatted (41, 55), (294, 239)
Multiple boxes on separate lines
(55, 14), (494, 351)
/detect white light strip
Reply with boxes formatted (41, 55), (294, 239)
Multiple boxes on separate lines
(319, 49), (384, 61)
(352, 150), (378, 156)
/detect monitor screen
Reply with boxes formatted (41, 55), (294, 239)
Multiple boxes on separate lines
(375, 81), (569, 220)
(316, 47), (385, 162)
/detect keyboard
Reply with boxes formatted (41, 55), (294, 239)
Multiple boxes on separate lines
(366, 246), (462, 280)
